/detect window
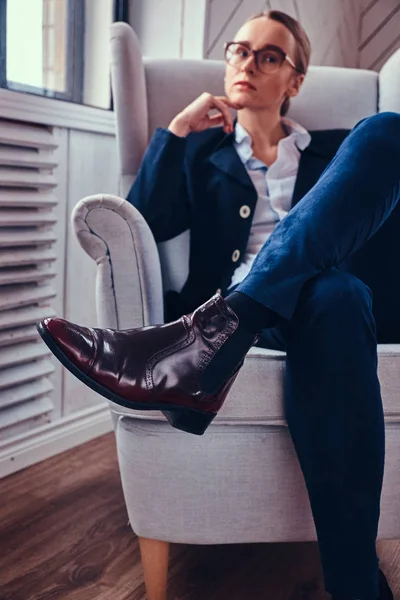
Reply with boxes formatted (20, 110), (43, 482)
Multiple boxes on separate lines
(1, 0), (84, 102)
(0, 0), (129, 109)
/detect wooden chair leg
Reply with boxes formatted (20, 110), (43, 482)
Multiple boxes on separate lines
(138, 536), (170, 600)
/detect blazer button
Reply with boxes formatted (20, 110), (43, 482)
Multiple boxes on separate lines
(232, 249), (240, 262)
(239, 205), (251, 218)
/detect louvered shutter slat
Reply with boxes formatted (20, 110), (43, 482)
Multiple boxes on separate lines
(0, 211), (57, 226)
(0, 168), (57, 189)
(0, 397), (53, 433)
(0, 359), (54, 390)
(0, 284), (56, 311)
(0, 120), (57, 149)
(0, 325), (38, 346)
(0, 230), (57, 247)
(0, 248), (56, 267)
(0, 267), (55, 285)
(0, 147), (58, 170)
(0, 191), (57, 208)
(0, 118), (58, 436)
(0, 342), (51, 369)
(0, 305), (56, 330)
(0, 378), (53, 410)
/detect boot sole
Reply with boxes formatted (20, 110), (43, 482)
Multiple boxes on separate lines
(36, 321), (217, 436)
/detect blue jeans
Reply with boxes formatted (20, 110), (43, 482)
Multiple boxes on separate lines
(233, 113), (400, 600)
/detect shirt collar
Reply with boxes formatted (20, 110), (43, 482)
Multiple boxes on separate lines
(281, 116), (312, 151)
(234, 116), (311, 166)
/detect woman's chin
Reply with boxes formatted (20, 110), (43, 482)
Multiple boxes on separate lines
(228, 92), (250, 109)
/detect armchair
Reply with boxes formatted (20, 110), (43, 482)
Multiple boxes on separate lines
(71, 22), (400, 600)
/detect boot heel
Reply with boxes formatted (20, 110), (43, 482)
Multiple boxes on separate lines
(162, 408), (216, 435)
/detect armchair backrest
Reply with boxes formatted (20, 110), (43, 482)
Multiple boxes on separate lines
(110, 21), (400, 292)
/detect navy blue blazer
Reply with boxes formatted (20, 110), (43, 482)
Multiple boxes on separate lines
(127, 125), (400, 342)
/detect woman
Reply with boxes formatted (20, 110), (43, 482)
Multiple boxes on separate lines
(38, 10), (399, 600)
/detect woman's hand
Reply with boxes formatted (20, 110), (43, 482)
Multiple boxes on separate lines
(168, 93), (243, 138)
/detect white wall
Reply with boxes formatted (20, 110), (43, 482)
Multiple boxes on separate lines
(129, 0), (207, 58)
(83, 0), (114, 108)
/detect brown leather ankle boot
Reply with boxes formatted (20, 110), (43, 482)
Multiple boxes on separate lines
(37, 293), (257, 435)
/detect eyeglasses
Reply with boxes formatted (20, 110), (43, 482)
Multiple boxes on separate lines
(224, 42), (303, 75)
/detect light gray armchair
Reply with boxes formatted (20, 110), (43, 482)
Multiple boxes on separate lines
(71, 22), (400, 600)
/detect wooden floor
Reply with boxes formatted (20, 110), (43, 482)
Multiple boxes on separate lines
(1, 434), (399, 600)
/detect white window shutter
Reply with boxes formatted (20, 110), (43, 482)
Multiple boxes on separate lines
(0, 118), (58, 439)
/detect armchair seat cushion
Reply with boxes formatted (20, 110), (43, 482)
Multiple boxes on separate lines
(109, 345), (400, 426)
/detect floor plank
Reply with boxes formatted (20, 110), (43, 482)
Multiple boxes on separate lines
(0, 433), (398, 600)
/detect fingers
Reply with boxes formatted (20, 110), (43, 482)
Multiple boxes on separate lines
(207, 113), (232, 133)
(208, 114), (225, 126)
(194, 92), (241, 133)
(210, 97), (234, 132)
(201, 93), (233, 131)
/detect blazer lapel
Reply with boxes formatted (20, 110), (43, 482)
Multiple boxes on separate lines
(208, 130), (255, 191)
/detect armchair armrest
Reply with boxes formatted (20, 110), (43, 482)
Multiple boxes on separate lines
(71, 194), (164, 330)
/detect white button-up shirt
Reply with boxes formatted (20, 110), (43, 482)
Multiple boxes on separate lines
(228, 116), (311, 289)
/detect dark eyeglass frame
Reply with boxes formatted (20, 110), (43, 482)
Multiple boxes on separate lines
(223, 41), (304, 75)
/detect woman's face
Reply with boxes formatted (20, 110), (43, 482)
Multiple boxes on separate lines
(224, 17), (305, 113)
